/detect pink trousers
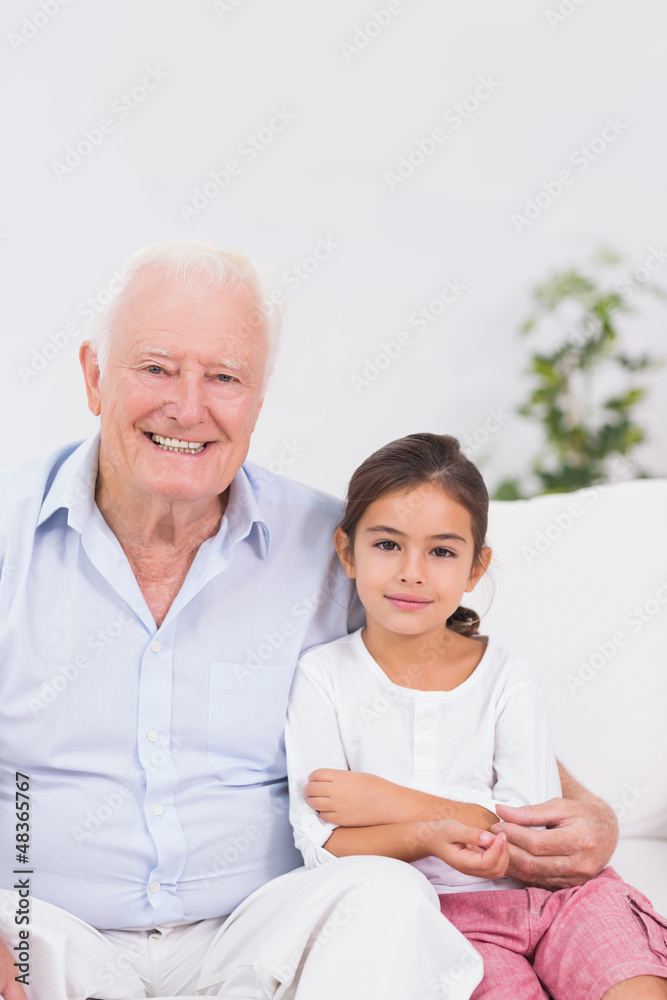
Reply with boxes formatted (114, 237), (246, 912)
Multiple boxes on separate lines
(439, 868), (667, 999)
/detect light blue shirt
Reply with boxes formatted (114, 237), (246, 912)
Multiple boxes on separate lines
(0, 435), (359, 929)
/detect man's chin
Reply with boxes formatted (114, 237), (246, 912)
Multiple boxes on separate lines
(137, 468), (225, 504)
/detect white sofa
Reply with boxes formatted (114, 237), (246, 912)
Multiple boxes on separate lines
(473, 478), (667, 915)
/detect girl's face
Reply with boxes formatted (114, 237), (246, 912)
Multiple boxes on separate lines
(335, 484), (491, 639)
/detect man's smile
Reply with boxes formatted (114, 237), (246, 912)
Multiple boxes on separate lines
(147, 431), (208, 454)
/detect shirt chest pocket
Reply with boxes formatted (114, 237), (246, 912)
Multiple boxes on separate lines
(207, 661), (295, 785)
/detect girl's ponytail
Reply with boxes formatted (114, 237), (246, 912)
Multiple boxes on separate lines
(446, 605), (481, 638)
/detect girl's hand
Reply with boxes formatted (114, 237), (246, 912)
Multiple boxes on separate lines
(305, 769), (407, 825)
(418, 819), (509, 879)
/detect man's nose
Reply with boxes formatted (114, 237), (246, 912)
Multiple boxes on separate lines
(167, 375), (207, 427)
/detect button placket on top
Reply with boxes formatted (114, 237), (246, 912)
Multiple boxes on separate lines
(413, 694), (438, 789)
(136, 619), (186, 921)
(133, 526), (246, 921)
(78, 508), (187, 919)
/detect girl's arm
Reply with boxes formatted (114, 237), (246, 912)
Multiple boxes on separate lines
(305, 769), (499, 830)
(322, 818), (508, 880)
(285, 656), (499, 870)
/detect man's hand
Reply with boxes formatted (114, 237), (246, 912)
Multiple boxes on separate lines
(305, 769), (498, 830)
(492, 795), (618, 890)
(0, 936), (27, 1000)
(420, 820), (508, 879)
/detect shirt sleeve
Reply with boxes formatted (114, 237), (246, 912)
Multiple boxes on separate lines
(285, 656), (349, 868)
(491, 673), (562, 810)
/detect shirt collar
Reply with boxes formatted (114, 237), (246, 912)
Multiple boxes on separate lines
(36, 432), (271, 557)
(37, 434), (100, 532)
(224, 463), (271, 557)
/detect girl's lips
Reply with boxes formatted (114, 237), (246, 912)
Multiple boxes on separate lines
(385, 594), (433, 610)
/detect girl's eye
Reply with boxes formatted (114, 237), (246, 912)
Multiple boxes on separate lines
(432, 547), (454, 558)
(375, 540), (398, 551)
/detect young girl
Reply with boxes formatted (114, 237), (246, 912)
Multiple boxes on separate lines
(285, 433), (667, 1000)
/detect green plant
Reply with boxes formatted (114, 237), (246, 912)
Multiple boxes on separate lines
(494, 250), (664, 499)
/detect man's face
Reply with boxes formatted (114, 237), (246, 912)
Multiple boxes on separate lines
(81, 268), (268, 505)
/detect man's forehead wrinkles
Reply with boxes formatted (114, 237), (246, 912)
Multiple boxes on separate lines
(130, 337), (249, 359)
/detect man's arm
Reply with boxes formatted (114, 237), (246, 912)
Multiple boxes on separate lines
(490, 761), (619, 889)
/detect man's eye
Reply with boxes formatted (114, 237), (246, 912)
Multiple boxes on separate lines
(146, 365), (165, 375)
(216, 374), (235, 383)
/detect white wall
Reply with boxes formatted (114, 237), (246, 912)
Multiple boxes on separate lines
(2, 0), (666, 498)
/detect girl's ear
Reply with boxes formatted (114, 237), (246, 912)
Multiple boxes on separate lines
(334, 528), (355, 579)
(464, 546), (492, 592)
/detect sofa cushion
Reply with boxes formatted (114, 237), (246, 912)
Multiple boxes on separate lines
(611, 838), (667, 916)
(473, 480), (667, 840)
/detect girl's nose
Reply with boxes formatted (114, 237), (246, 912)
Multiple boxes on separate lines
(399, 554), (425, 585)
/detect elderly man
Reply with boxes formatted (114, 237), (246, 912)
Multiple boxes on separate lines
(0, 241), (617, 1000)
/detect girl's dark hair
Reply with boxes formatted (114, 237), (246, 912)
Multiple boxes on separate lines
(338, 433), (488, 637)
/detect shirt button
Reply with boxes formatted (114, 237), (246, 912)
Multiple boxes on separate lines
(153, 804), (165, 816)
(419, 718), (432, 730)
(420, 692), (432, 702)
(147, 730), (159, 743)
(303, 816), (313, 828)
(150, 640), (162, 653)
(149, 881), (161, 893)
(418, 744), (431, 756)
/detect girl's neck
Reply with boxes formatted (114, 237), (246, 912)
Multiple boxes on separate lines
(361, 622), (486, 692)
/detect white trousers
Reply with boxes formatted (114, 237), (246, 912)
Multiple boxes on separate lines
(0, 858), (483, 1000)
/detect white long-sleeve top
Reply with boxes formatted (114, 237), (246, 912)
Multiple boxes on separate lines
(285, 628), (562, 894)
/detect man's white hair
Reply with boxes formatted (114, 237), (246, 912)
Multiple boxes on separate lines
(87, 239), (284, 388)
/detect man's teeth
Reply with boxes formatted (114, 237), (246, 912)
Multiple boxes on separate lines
(151, 434), (206, 454)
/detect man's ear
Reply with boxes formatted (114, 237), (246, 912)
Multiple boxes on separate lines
(79, 342), (102, 417)
(334, 528), (355, 579)
(464, 546), (492, 592)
